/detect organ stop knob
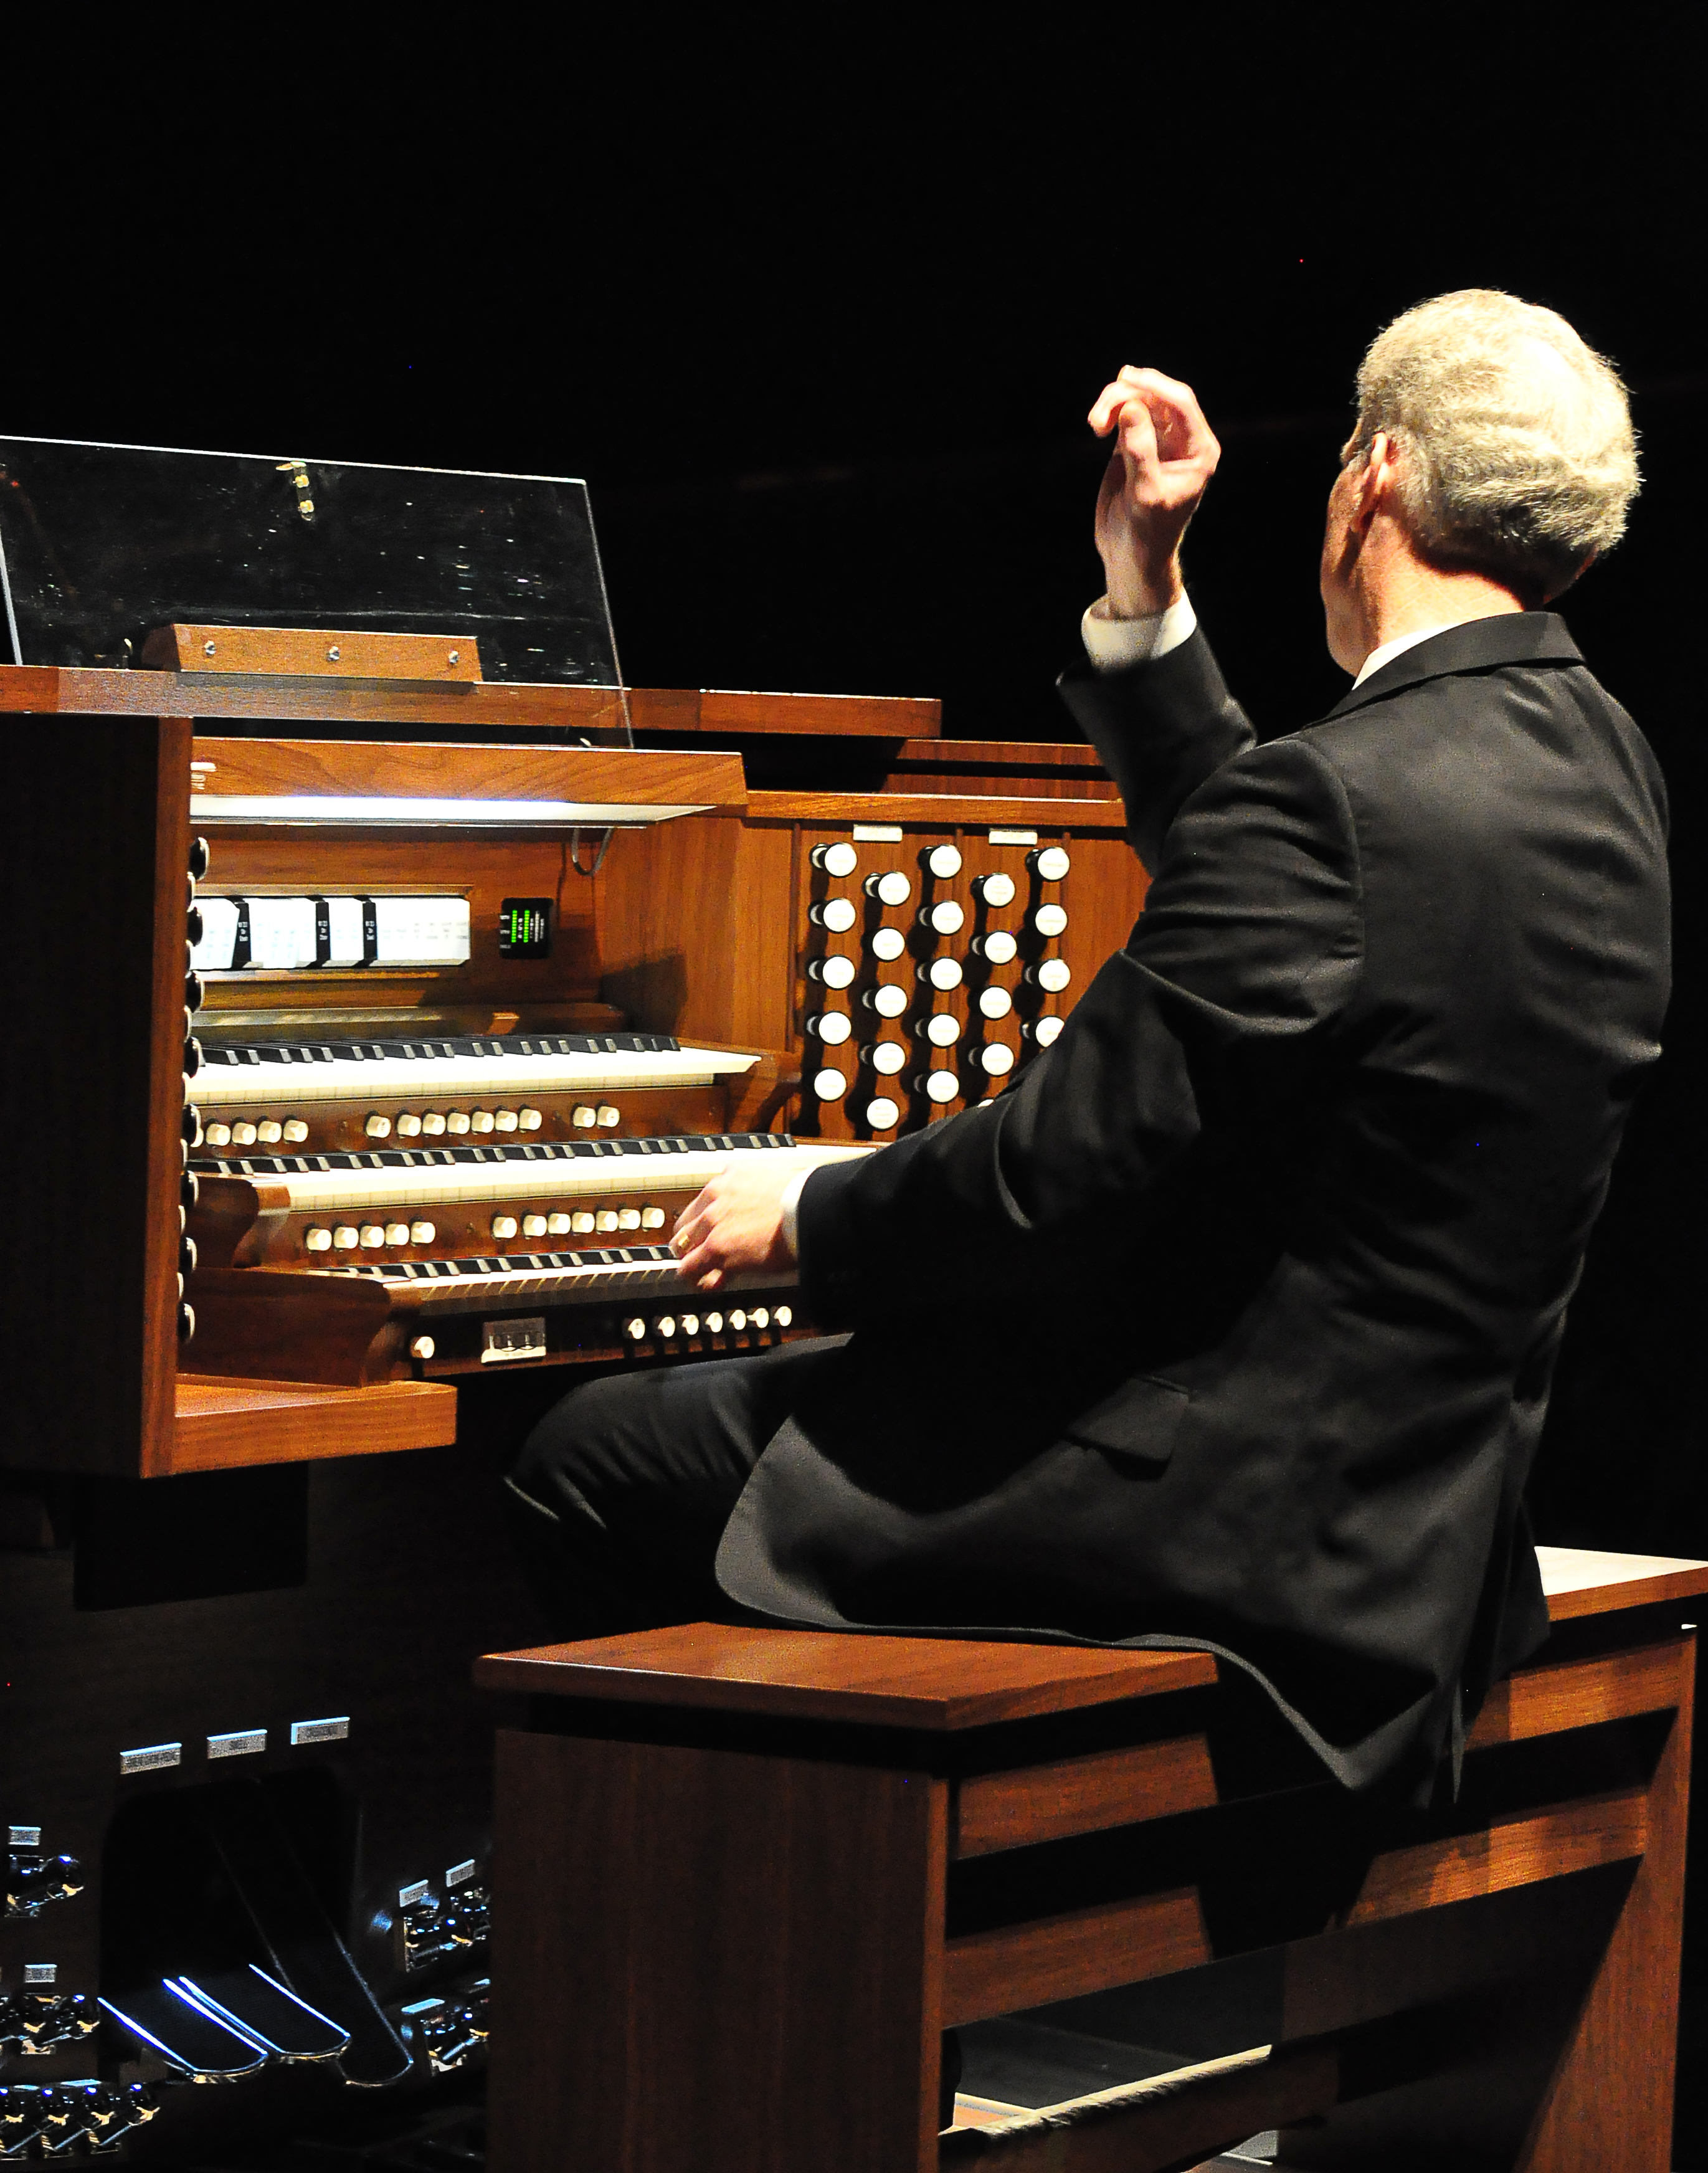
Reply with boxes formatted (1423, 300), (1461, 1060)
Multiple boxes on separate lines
(919, 900), (965, 936)
(980, 1044), (1015, 1076)
(811, 898), (858, 933)
(811, 842), (859, 878)
(863, 984), (908, 1017)
(923, 1014), (961, 1047)
(974, 930), (1017, 964)
(922, 844), (962, 878)
(870, 926), (906, 962)
(922, 956), (962, 991)
(977, 872), (1016, 907)
(978, 986), (1013, 1019)
(1028, 1017), (1065, 1048)
(813, 1067), (848, 1101)
(810, 1013), (852, 1045)
(1029, 958), (1073, 993)
(865, 871), (912, 906)
(1031, 845), (1071, 880)
(809, 956), (856, 989)
(1032, 903), (1069, 937)
(866, 1098), (900, 1131)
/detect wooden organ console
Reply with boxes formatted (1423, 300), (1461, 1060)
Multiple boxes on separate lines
(0, 435), (1146, 2166)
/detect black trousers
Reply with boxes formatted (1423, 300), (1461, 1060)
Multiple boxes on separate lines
(505, 1336), (851, 1637)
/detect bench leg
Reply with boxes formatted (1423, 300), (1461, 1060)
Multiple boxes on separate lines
(486, 1727), (947, 2173)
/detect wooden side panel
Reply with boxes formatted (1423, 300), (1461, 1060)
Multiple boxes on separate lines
(0, 711), (187, 1475)
(1517, 1636), (1694, 2172)
(487, 1728), (946, 2173)
(942, 1888), (1212, 2026)
(172, 1374), (457, 1469)
(953, 1734), (1218, 1858)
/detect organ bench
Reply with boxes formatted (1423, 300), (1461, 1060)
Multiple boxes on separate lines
(475, 1545), (1707, 2173)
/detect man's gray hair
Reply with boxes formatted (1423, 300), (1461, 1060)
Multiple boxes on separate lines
(1349, 290), (1638, 601)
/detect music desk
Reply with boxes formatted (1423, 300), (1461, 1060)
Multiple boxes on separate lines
(475, 1546), (1707, 2173)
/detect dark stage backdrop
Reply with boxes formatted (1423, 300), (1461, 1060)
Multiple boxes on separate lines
(6, 20), (1706, 2150)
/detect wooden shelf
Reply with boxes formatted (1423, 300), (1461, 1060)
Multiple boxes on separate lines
(173, 1373), (456, 1473)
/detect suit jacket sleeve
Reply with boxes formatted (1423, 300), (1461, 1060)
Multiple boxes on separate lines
(797, 726), (1365, 1331)
(1056, 625), (1257, 870)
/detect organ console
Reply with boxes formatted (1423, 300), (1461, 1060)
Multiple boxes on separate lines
(0, 436), (1143, 2162)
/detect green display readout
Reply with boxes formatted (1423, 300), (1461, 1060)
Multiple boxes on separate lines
(498, 898), (553, 958)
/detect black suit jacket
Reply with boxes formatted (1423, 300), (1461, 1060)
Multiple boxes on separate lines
(714, 614), (1671, 1796)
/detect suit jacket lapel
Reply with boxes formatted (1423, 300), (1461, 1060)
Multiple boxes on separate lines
(1324, 612), (1585, 721)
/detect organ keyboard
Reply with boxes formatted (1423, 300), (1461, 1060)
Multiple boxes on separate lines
(0, 435), (1144, 2167)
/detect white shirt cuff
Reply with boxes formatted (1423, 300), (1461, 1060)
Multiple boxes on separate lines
(1081, 593), (1198, 673)
(779, 1169), (810, 1260)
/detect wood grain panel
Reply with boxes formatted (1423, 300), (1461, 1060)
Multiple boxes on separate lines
(749, 791), (1133, 829)
(885, 738), (1118, 801)
(942, 1886), (1213, 2027)
(144, 717), (195, 1476)
(147, 624), (483, 680)
(953, 1734), (1218, 1859)
(191, 734), (744, 812)
(487, 1728), (946, 2173)
(696, 688), (941, 738)
(172, 1374), (457, 1470)
(473, 1622), (1217, 1729)
(1343, 1788), (1648, 1928)
(1538, 1543), (1708, 1619)
(1468, 1639), (1692, 1747)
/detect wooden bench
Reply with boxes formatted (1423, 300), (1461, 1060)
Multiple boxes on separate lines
(474, 1546), (1707, 2172)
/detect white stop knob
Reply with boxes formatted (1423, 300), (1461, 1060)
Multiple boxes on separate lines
(495, 1108), (519, 1132)
(522, 1214), (548, 1238)
(980, 1044), (1015, 1076)
(625, 1317), (647, 1341)
(1033, 903), (1069, 938)
(812, 954), (856, 989)
(979, 986), (1013, 1019)
(1033, 958), (1073, 993)
(471, 1110), (495, 1134)
(258, 1119), (283, 1144)
(866, 870), (912, 907)
(680, 1314), (701, 1337)
(410, 1335), (435, 1361)
(572, 1210), (596, 1234)
(386, 1222), (410, 1245)
(811, 1012), (852, 1045)
(618, 1207), (641, 1230)
(728, 1308), (748, 1332)
(422, 1112), (446, 1135)
(979, 872), (1017, 908)
(232, 1121), (257, 1146)
(656, 1316), (677, 1341)
(870, 926), (906, 962)
(571, 1105), (596, 1128)
(283, 1118), (309, 1143)
(364, 1113), (391, 1139)
(925, 1071), (959, 1104)
(774, 1304), (794, 1327)
(750, 1306), (771, 1329)
(812, 897), (858, 933)
(705, 1311), (724, 1334)
(410, 1220), (436, 1243)
(1030, 1017), (1065, 1048)
(922, 900), (965, 935)
(204, 1121), (232, 1148)
(871, 1042), (907, 1075)
(491, 1214), (518, 1242)
(924, 956), (962, 991)
(867, 984), (908, 1018)
(642, 1206), (667, 1229)
(976, 930), (1017, 964)
(924, 844), (962, 878)
(596, 1210), (619, 1232)
(1033, 845), (1071, 882)
(305, 1226), (333, 1253)
(333, 1225), (359, 1250)
(394, 1113), (420, 1138)
(447, 1111), (471, 1133)
(814, 1067), (848, 1101)
(597, 1105), (621, 1128)
(812, 842), (859, 878)
(548, 1212), (572, 1235)
(361, 1224), (386, 1248)
(520, 1107), (543, 1131)
(924, 1013), (961, 1047)
(866, 1098), (900, 1130)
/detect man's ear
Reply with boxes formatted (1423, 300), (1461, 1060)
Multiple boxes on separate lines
(1354, 432), (1403, 527)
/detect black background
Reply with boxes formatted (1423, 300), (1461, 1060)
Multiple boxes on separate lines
(7, 12), (1705, 2147)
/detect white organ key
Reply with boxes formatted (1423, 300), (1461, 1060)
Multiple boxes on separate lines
(977, 872), (1016, 908)
(812, 842), (859, 877)
(865, 871), (911, 906)
(1032, 903), (1069, 937)
(870, 926), (906, 963)
(923, 844), (962, 878)
(979, 986), (1013, 1019)
(396, 1113), (422, 1138)
(1032, 846), (1071, 882)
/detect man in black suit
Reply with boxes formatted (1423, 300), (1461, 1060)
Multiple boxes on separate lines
(508, 290), (1668, 1801)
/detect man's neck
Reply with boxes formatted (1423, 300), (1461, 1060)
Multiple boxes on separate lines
(1352, 548), (1525, 675)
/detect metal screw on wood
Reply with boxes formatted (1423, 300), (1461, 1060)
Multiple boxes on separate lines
(203, 642), (216, 656)
(328, 647), (341, 661)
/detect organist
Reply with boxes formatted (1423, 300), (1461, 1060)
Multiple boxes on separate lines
(506, 291), (1669, 1804)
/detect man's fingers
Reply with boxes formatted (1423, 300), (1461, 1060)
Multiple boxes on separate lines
(1089, 368), (1220, 473)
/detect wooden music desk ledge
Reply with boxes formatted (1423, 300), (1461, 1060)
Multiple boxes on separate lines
(475, 1546), (1708, 2173)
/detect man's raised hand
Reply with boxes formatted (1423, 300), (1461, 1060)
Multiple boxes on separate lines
(1088, 367), (1222, 619)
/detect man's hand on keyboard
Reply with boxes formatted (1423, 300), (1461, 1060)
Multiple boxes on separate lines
(671, 1161), (797, 1290)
